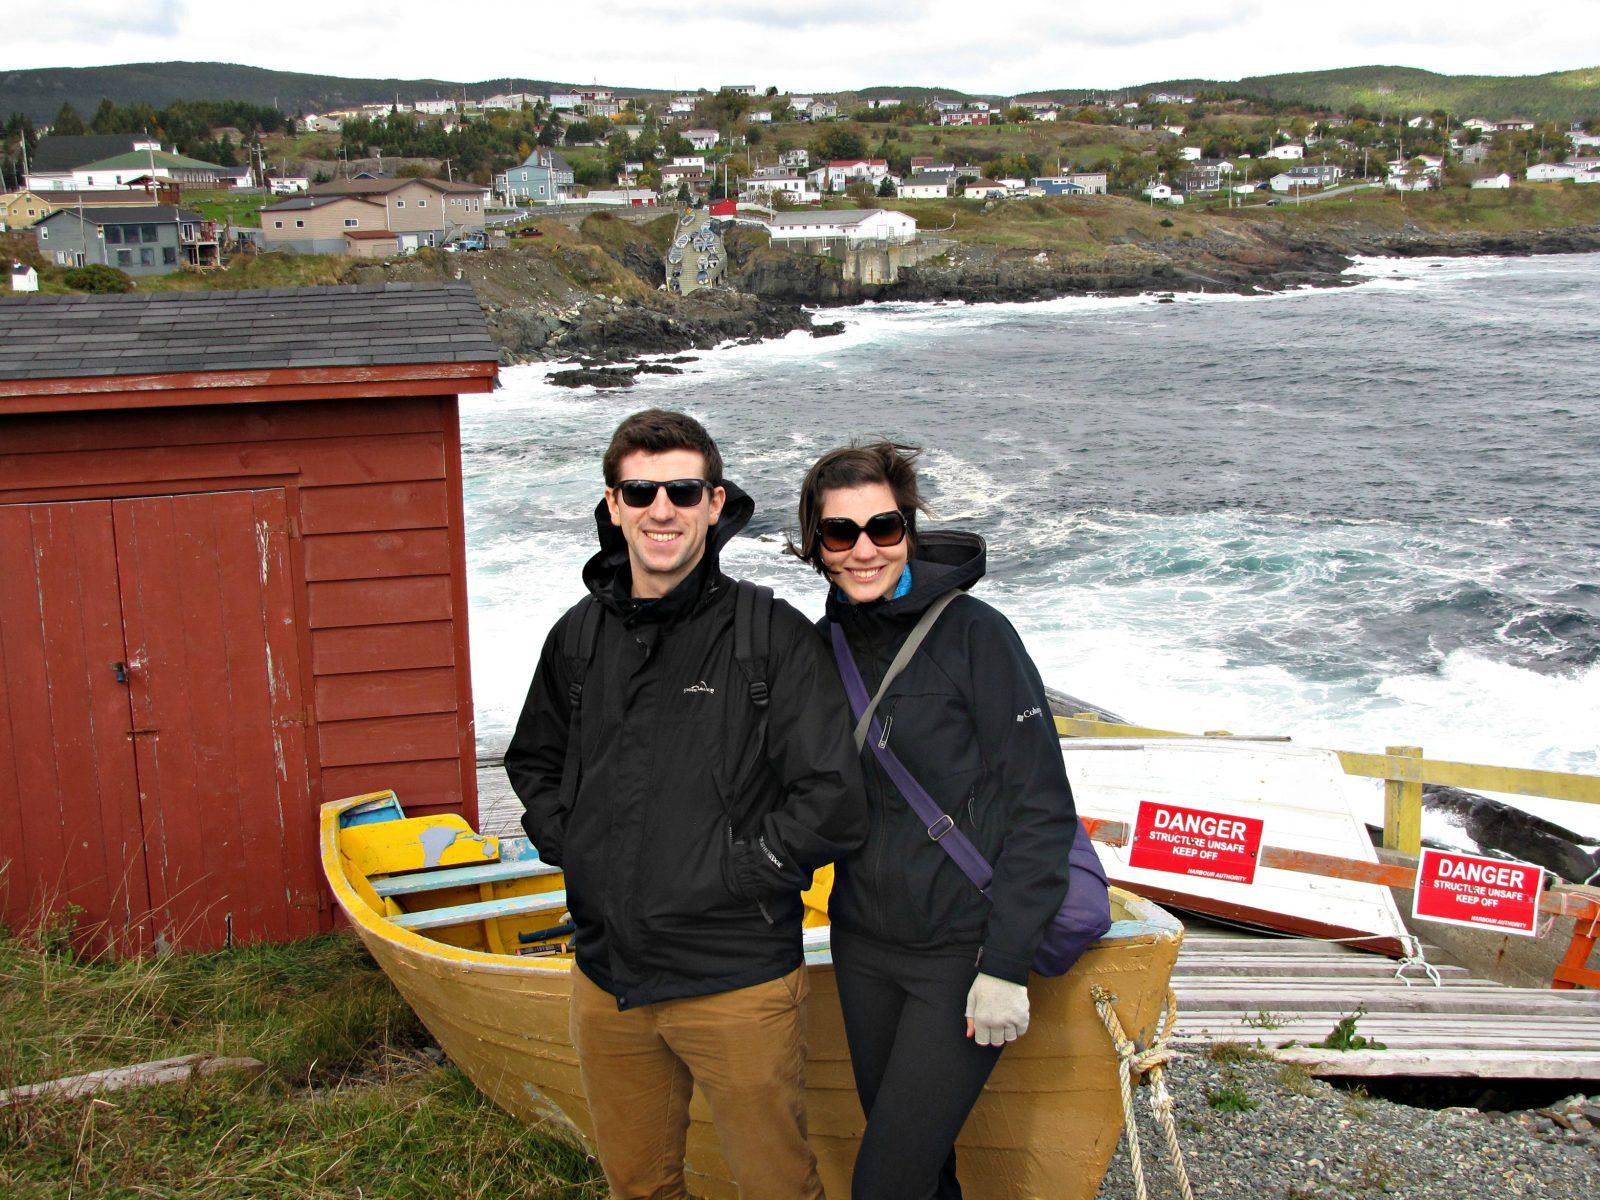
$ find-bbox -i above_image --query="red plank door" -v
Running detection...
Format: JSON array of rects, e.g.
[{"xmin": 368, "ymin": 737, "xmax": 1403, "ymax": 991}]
[
  {"xmin": 0, "ymin": 501, "xmax": 152, "ymax": 955},
  {"xmin": 114, "ymin": 489, "xmax": 319, "ymax": 952}
]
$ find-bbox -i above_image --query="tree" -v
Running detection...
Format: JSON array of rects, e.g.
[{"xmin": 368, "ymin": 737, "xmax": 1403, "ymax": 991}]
[
  {"xmin": 52, "ymin": 102, "xmax": 86, "ymax": 136},
  {"xmin": 811, "ymin": 127, "xmax": 866, "ymax": 162},
  {"xmin": 877, "ymin": 176, "xmax": 896, "ymax": 198}
]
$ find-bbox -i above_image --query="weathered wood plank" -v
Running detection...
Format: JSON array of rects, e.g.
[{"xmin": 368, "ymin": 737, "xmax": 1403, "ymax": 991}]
[
  {"xmin": 0, "ymin": 1055, "xmax": 267, "ymax": 1107},
  {"xmin": 372, "ymin": 857, "xmax": 560, "ymax": 897},
  {"xmin": 391, "ymin": 888, "xmax": 568, "ymax": 931}
]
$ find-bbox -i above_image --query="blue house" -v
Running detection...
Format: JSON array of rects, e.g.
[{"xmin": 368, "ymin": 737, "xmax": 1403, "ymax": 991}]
[{"xmin": 497, "ymin": 150, "xmax": 575, "ymax": 205}]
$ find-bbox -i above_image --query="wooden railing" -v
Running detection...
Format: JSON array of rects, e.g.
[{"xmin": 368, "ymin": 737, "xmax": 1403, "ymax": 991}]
[{"xmin": 1057, "ymin": 713, "xmax": 1600, "ymax": 989}]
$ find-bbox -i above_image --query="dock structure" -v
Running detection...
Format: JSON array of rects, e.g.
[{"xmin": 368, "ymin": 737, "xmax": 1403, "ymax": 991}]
[
  {"xmin": 1172, "ymin": 923, "xmax": 1600, "ymax": 1081},
  {"xmin": 477, "ymin": 761, "xmax": 1600, "ymax": 1082}
]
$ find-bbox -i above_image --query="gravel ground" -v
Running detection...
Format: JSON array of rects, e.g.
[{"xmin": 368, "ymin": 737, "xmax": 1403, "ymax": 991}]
[{"xmin": 1094, "ymin": 1051, "xmax": 1600, "ymax": 1199}]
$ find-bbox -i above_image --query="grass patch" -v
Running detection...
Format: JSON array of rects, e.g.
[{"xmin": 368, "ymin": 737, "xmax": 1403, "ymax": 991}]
[
  {"xmin": 1206, "ymin": 1079, "xmax": 1259, "ymax": 1114},
  {"xmin": 0, "ymin": 925, "xmax": 601, "ymax": 1198},
  {"xmin": 1203, "ymin": 1041, "xmax": 1272, "ymax": 1065},
  {"xmin": 1276, "ymin": 1063, "xmax": 1318, "ymax": 1096},
  {"xmin": 177, "ymin": 188, "xmax": 274, "ymax": 229},
  {"xmin": 135, "ymin": 251, "xmax": 359, "ymax": 293}
]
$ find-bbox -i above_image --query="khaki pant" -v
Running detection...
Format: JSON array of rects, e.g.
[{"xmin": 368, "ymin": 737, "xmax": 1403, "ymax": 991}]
[{"xmin": 569, "ymin": 965, "xmax": 821, "ymax": 1200}]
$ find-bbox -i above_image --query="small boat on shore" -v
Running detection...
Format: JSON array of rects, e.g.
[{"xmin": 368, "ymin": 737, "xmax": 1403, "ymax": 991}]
[
  {"xmin": 321, "ymin": 790, "xmax": 1184, "ymax": 1200},
  {"xmin": 1062, "ymin": 737, "xmax": 1412, "ymax": 953}
]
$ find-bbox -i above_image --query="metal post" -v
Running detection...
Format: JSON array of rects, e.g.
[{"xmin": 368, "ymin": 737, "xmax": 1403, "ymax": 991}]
[{"xmin": 1382, "ymin": 745, "xmax": 1424, "ymax": 855}]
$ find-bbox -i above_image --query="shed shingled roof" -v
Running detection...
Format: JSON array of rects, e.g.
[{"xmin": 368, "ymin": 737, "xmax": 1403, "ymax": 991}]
[{"xmin": 0, "ymin": 282, "xmax": 499, "ymax": 382}]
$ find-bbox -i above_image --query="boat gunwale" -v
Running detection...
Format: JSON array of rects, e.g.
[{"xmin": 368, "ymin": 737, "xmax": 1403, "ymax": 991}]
[{"xmin": 320, "ymin": 795, "xmax": 1182, "ymax": 978}]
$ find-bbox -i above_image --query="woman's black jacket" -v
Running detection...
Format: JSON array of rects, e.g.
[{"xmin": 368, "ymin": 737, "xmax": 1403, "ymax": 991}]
[{"xmin": 822, "ymin": 530, "xmax": 1076, "ymax": 985}]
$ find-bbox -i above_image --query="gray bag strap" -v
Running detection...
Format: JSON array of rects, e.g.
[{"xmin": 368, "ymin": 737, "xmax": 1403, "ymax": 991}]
[{"xmin": 852, "ymin": 590, "xmax": 961, "ymax": 751}]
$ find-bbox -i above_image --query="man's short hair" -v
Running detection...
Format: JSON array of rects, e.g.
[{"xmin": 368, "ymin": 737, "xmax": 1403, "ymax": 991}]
[{"xmin": 602, "ymin": 409, "xmax": 724, "ymax": 487}]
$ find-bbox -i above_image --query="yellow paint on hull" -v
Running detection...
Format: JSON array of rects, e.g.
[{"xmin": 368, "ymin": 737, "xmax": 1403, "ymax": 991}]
[{"xmin": 321, "ymin": 794, "xmax": 1183, "ymax": 1200}]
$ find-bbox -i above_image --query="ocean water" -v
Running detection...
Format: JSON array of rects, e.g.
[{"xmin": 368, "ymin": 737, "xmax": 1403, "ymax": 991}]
[{"xmin": 461, "ymin": 253, "xmax": 1600, "ymax": 842}]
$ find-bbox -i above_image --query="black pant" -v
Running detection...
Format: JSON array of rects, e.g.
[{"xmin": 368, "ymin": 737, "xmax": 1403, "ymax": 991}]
[{"xmin": 831, "ymin": 927, "xmax": 1004, "ymax": 1200}]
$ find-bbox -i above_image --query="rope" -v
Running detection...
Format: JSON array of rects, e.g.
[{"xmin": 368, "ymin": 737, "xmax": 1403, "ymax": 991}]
[
  {"xmin": 1326, "ymin": 932, "xmax": 1442, "ymax": 988},
  {"xmin": 1092, "ymin": 984, "xmax": 1195, "ymax": 1200}
]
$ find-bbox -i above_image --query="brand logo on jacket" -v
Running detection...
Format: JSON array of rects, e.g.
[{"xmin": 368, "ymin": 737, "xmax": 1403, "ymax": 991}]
[
  {"xmin": 1016, "ymin": 706, "xmax": 1043, "ymax": 722},
  {"xmin": 683, "ymin": 680, "xmax": 716, "ymax": 694}
]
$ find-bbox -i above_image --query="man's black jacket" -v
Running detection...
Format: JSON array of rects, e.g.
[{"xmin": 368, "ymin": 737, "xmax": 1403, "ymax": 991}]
[
  {"xmin": 506, "ymin": 481, "xmax": 867, "ymax": 1009},
  {"xmin": 822, "ymin": 531, "xmax": 1077, "ymax": 985}
]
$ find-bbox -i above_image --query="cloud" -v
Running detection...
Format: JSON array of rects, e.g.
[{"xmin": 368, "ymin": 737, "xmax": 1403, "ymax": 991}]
[
  {"xmin": 3, "ymin": 0, "xmax": 1597, "ymax": 91},
  {"xmin": 13, "ymin": 0, "xmax": 185, "ymax": 43}
]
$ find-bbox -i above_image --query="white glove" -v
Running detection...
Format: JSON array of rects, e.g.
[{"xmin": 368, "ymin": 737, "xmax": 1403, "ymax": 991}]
[{"xmin": 965, "ymin": 972, "xmax": 1030, "ymax": 1046}]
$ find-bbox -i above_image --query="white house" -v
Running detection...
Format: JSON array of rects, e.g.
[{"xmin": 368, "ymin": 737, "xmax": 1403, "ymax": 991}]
[
  {"xmin": 672, "ymin": 155, "xmax": 708, "ymax": 170},
  {"xmin": 788, "ymin": 96, "xmax": 815, "ymax": 112},
  {"xmin": 749, "ymin": 111, "xmax": 773, "ymax": 123},
  {"xmin": 485, "ymin": 92, "xmax": 540, "ymax": 110},
  {"xmin": 685, "ymin": 129, "xmax": 721, "ymax": 150},
  {"xmin": 1526, "ymin": 162, "xmax": 1580, "ymax": 182},
  {"xmin": 819, "ymin": 159, "xmax": 890, "ymax": 191},
  {"xmin": 866, "ymin": 97, "xmax": 903, "ymax": 109},
  {"xmin": 10, "ymin": 262, "xmax": 38, "ymax": 292},
  {"xmin": 1179, "ymin": 146, "xmax": 1203, "ymax": 161},
  {"xmin": 766, "ymin": 208, "xmax": 917, "ymax": 244},
  {"xmin": 547, "ymin": 93, "xmax": 582, "ymax": 110},
  {"xmin": 1385, "ymin": 156, "xmax": 1442, "ymax": 190},
  {"xmin": 415, "ymin": 99, "xmax": 458, "ymax": 116},
  {"xmin": 1471, "ymin": 173, "xmax": 1512, "ymax": 189},
  {"xmin": 301, "ymin": 114, "xmax": 342, "ymax": 133},
  {"xmin": 1263, "ymin": 144, "xmax": 1305, "ymax": 161},
  {"xmin": 1142, "ymin": 182, "xmax": 1181, "ymax": 203},
  {"xmin": 740, "ymin": 173, "xmax": 819, "ymax": 204},
  {"xmin": 268, "ymin": 176, "xmax": 311, "ymax": 194},
  {"xmin": 1270, "ymin": 164, "xmax": 1343, "ymax": 193},
  {"xmin": 779, "ymin": 149, "xmax": 810, "ymax": 170},
  {"xmin": 583, "ymin": 188, "xmax": 659, "ymax": 207},
  {"xmin": 808, "ymin": 100, "xmax": 839, "ymax": 121},
  {"xmin": 668, "ymin": 96, "xmax": 696, "ymax": 116},
  {"xmin": 899, "ymin": 171, "xmax": 953, "ymax": 199},
  {"xmin": 723, "ymin": 85, "xmax": 761, "ymax": 96},
  {"xmin": 963, "ymin": 179, "xmax": 1007, "ymax": 199}
]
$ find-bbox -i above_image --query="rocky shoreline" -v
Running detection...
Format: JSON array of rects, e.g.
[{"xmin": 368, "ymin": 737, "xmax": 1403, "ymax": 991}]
[{"xmin": 458, "ymin": 218, "xmax": 1600, "ymax": 370}]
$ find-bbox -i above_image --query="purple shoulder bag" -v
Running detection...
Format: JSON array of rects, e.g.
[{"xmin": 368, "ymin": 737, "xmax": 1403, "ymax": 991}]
[{"xmin": 830, "ymin": 605, "xmax": 1111, "ymax": 977}]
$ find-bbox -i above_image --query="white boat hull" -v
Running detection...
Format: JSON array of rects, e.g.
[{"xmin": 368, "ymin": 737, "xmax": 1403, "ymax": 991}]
[{"xmin": 1063, "ymin": 738, "xmax": 1409, "ymax": 952}]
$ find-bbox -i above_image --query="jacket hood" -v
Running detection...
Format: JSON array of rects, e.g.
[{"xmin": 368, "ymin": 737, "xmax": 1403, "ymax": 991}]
[
  {"xmin": 826, "ymin": 528, "xmax": 987, "ymax": 624},
  {"xmin": 582, "ymin": 477, "xmax": 755, "ymax": 601}
]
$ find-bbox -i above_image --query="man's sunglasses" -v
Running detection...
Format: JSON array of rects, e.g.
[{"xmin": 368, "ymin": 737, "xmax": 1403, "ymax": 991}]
[
  {"xmin": 615, "ymin": 478, "xmax": 712, "ymax": 508},
  {"xmin": 818, "ymin": 511, "xmax": 908, "ymax": 553}
]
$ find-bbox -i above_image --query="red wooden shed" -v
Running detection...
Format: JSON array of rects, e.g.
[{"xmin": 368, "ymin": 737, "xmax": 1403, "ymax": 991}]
[{"xmin": 0, "ymin": 282, "xmax": 499, "ymax": 954}]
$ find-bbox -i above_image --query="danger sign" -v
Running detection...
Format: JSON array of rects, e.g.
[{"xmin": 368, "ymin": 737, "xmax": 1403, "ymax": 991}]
[
  {"xmin": 1129, "ymin": 800, "xmax": 1264, "ymax": 885},
  {"xmin": 1412, "ymin": 849, "xmax": 1543, "ymax": 937}
]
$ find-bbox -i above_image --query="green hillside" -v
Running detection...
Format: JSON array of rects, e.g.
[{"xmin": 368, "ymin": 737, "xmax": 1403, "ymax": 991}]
[
  {"xmin": 0, "ymin": 61, "xmax": 646, "ymax": 123},
  {"xmin": 1138, "ymin": 65, "xmax": 1600, "ymax": 123}
]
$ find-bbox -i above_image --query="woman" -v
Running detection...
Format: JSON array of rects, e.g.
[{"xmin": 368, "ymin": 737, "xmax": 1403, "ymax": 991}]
[{"xmin": 793, "ymin": 442, "xmax": 1093, "ymax": 1200}]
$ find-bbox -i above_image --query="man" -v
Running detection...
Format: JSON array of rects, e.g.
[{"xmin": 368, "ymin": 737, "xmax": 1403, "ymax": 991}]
[{"xmin": 506, "ymin": 409, "xmax": 866, "ymax": 1200}]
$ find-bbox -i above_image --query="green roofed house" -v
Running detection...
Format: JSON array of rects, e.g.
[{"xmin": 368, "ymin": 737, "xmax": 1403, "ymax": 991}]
[{"xmin": 28, "ymin": 139, "xmax": 248, "ymax": 193}]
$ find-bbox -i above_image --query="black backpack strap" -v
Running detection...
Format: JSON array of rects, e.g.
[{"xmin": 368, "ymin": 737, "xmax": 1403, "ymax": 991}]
[
  {"xmin": 562, "ymin": 595, "xmax": 602, "ymax": 709},
  {"xmin": 555, "ymin": 597, "xmax": 602, "ymax": 836},
  {"xmin": 733, "ymin": 580, "xmax": 773, "ymax": 710}
]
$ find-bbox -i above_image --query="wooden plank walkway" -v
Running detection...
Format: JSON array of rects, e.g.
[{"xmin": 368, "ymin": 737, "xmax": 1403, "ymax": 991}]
[
  {"xmin": 1170, "ymin": 925, "xmax": 1600, "ymax": 1079},
  {"xmin": 476, "ymin": 764, "xmax": 1600, "ymax": 1080}
]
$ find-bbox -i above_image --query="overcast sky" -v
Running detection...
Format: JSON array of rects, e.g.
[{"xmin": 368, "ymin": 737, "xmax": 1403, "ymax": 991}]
[{"xmin": 8, "ymin": 0, "xmax": 1600, "ymax": 93}]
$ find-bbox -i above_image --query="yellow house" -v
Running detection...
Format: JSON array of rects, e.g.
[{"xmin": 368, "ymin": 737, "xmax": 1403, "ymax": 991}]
[{"xmin": 0, "ymin": 191, "xmax": 59, "ymax": 230}]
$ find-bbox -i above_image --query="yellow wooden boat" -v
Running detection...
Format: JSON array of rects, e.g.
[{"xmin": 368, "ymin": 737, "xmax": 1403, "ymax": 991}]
[{"xmin": 321, "ymin": 790, "xmax": 1184, "ymax": 1200}]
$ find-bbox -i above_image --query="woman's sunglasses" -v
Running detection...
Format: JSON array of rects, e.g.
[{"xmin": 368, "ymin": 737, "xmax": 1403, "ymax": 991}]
[
  {"xmin": 818, "ymin": 511, "xmax": 908, "ymax": 553},
  {"xmin": 615, "ymin": 478, "xmax": 711, "ymax": 508}
]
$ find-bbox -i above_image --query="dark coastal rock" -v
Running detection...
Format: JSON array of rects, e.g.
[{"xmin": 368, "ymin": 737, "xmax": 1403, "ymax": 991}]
[
  {"xmin": 634, "ymin": 363, "xmax": 684, "ymax": 375},
  {"xmin": 545, "ymin": 367, "xmax": 636, "ymax": 389},
  {"xmin": 1423, "ymin": 785, "xmax": 1600, "ymax": 884},
  {"xmin": 811, "ymin": 321, "xmax": 846, "ymax": 338}
]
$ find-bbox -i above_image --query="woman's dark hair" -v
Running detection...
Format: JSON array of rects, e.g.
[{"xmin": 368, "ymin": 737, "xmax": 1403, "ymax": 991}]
[
  {"xmin": 788, "ymin": 442, "xmax": 927, "ymax": 575},
  {"xmin": 602, "ymin": 408, "xmax": 724, "ymax": 486}
]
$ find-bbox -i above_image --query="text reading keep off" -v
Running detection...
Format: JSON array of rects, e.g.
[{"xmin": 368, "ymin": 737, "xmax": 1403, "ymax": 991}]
[{"xmin": 1129, "ymin": 800, "xmax": 1265, "ymax": 885}]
